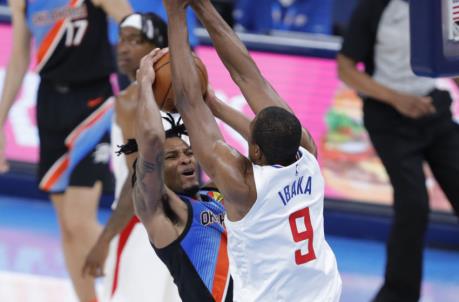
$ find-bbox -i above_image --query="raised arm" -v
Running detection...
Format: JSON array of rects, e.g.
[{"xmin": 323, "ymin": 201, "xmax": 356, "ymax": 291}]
[
  {"xmin": 191, "ymin": 0, "xmax": 282, "ymax": 111},
  {"xmin": 163, "ymin": 1, "xmax": 255, "ymax": 215},
  {"xmin": 0, "ymin": 0, "xmax": 32, "ymax": 173},
  {"xmin": 205, "ymin": 86, "xmax": 251, "ymax": 141},
  {"xmin": 190, "ymin": 0, "xmax": 316, "ymax": 156},
  {"xmin": 93, "ymin": 0, "xmax": 132, "ymax": 23},
  {"xmin": 133, "ymin": 49, "xmax": 187, "ymax": 248}
]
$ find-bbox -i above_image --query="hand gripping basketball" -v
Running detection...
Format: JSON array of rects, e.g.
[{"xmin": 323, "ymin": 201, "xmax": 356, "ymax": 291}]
[
  {"xmin": 136, "ymin": 48, "xmax": 168, "ymax": 85},
  {"xmin": 152, "ymin": 51, "xmax": 208, "ymax": 112}
]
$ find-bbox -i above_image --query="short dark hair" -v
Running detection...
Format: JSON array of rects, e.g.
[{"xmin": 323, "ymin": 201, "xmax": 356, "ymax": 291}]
[{"xmin": 252, "ymin": 107, "xmax": 302, "ymax": 166}]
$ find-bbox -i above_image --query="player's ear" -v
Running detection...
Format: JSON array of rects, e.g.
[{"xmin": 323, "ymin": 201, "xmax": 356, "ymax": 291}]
[{"xmin": 253, "ymin": 144, "xmax": 264, "ymax": 163}]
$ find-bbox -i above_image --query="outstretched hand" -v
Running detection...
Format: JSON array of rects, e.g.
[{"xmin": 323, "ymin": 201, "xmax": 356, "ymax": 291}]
[
  {"xmin": 82, "ymin": 239, "xmax": 110, "ymax": 278},
  {"xmin": 136, "ymin": 48, "xmax": 169, "ymax": 85}
]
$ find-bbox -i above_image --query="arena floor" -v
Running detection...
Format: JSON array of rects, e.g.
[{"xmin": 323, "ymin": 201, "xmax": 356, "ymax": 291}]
[{"xmin": 0, "ymin": 195, "xmax": 458, "ymax": 302}]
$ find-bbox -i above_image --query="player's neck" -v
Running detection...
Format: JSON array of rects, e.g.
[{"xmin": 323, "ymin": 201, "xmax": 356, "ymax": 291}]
[
  {"xmin": 179, "ymin": 186, "xmax": 201, "ymax": 200},
  {"xmin": 267, "ymin": 156, "xmax": 297, "ymax": 167}
]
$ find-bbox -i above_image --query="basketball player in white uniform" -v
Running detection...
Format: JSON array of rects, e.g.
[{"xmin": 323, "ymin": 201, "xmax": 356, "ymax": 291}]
[{"xmin": 162, "ymin": 0, "xmax": 342, "ymax": 301}]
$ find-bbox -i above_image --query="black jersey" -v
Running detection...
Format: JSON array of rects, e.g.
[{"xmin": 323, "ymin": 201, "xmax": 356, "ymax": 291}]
[
  {"xmin": 26, "ymin": 0, "xmax": 115, "ymax": 84},
  {"xmin": 153, "ymin": 190, "xmax": 233, "ymax": 302}
]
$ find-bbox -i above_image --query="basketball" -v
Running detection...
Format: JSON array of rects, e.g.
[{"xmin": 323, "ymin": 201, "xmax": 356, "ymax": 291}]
[{"xmin": 152, "ymin": 52, "xmax": 208, "ymax": 112}]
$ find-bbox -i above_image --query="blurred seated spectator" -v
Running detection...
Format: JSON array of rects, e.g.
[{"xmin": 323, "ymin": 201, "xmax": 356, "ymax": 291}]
[{"xmin": 234, "ymin": 0, "xmax": 332, "ymax": 35}]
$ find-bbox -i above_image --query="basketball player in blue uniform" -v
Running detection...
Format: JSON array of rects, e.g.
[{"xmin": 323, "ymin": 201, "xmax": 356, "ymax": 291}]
[
  {"xmin": 132, "ymin": 48, "xmax": 233, "ymax": 302},
  {"xmin": 0, "ymin": 0, "xmax": 131, "ymax": 301}
]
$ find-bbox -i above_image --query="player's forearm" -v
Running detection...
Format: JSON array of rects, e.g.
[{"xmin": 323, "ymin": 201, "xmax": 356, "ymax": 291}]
[
  {"xmin": 3, "ymin": 0, "xmax": 32, "ymax": 126},
  {"xmin": 166, "ymin": 8, "xmax": 203, "ymax": 110},
  {"xmin": 210, "ymin": 97, "xmax": 251, "ymax": 141},
  {"xmin": 133, "ymin": 154, "xmax": 167, "ymax": 222},
  {"xmin": 0, "ymin": 55, "xmax": 29, "ymax": 125},
  {"xmin": 337, "ymin": 54, "xmax": 398, "ymax": 106},
  {"xmin": 99, "ymin": 178, "xmax": 135, "ymax": 242},
  {"xmin": 166, "ymin": 7, "xmax": 223, "ymax": 180},
  {"xmin": 191, "ymin": 1, "xmax": 288, "ymax": 116},
  {"xmin": 191, "ymin": 1, "xmax": 261, "ymax": 87},
  {"xmin": 135, "ymin": 79, "xmax": 165, "ymax": 160}
]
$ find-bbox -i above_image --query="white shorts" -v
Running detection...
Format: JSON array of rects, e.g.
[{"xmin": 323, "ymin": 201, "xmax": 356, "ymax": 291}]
[{"xmin": 102, "ymin": 217, "xmax": 181, "ymax": 302}]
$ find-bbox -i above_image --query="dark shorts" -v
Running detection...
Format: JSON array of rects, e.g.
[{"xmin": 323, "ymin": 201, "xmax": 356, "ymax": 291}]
[{"xmin": 36, "ymin": 78, "xmax": 115, "ymax": 194}]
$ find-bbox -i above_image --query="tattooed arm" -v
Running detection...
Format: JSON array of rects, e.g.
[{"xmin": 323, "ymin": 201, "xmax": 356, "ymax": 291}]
[{"xmin": 133, "ymin": 49, "xmax": 188, "ymax": 248}]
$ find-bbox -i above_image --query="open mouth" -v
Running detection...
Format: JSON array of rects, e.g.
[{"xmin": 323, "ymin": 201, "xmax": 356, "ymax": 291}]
[{"xmin": 182, "ymin": 169, "xmax": 195, "ymax": 177}]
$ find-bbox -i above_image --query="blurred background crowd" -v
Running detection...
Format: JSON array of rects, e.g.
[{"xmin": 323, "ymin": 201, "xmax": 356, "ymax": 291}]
[{"xmin": 0, "ymin": 0, "xmax": 358, "ymax": 37}]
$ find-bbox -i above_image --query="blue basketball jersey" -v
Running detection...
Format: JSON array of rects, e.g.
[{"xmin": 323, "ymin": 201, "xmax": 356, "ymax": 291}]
[
  {"xmin": 154, "ymin": 189, "xmax": 232, "ymax": 302},
  {"xmin": 25, "ymin": 0, "xmax": 114, "ymax": 83}
]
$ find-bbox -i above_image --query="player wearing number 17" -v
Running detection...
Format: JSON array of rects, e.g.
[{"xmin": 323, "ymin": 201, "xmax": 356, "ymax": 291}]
[
  {"xmin": 0, "ymin": 0, "xmax": 131, "ymax": 301},
  {"xmin": 163, "ymin": 0, "xmax": 342, "ymax": 301}
]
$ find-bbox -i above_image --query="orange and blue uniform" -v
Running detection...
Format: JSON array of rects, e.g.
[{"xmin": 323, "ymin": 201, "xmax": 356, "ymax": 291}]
[
  {"xmin": 154, "ymin": 189, "xmax": 233, "ymax": 302},
  {"xmin": 25, "ymin": 0, "xmax": 114, "ymax": 193}
]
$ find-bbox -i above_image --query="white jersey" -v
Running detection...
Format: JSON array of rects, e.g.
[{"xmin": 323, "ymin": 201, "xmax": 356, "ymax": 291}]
[{"xmin": 225, "ymin": 147, "xmax": 341, "ymax": 302}]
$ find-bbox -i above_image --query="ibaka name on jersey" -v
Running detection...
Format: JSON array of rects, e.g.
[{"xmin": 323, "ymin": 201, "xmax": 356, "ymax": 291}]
[
  {"xmin": 278, "ymin": 175, "xmax": 312, "ymax": 206},
  {"xmin": 32, "ymin": 5, "xmax": 88, "ymax": 26}
]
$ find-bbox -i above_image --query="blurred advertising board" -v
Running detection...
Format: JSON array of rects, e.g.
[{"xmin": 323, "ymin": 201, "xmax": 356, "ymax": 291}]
[{"xmin": 1, "ymin": 23, "xmax": 457, "ymax": 212}]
